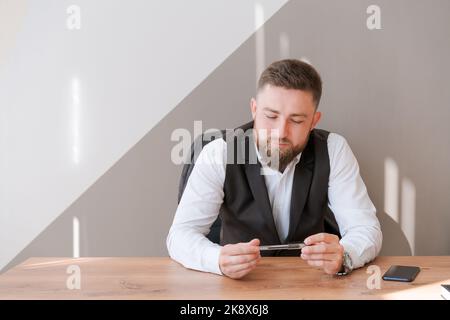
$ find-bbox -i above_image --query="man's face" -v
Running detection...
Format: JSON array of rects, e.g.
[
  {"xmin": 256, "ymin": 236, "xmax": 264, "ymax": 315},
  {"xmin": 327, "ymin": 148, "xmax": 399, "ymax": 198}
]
[{"xmin": 250, "ymin": 84, "xmax": 322, "ymax": 170}]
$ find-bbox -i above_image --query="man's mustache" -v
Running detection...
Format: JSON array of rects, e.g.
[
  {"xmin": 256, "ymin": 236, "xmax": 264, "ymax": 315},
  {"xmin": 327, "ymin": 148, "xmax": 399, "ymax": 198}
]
[{"xmin": 266, "ymin": 138, "xmax": 293, "ymax": 146}]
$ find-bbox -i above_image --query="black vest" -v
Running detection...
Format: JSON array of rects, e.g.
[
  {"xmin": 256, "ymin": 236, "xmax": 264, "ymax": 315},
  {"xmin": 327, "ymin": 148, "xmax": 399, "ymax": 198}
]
[{"xmin": 220, "ymin": 121, "xmax": 340, "ymax": 256}]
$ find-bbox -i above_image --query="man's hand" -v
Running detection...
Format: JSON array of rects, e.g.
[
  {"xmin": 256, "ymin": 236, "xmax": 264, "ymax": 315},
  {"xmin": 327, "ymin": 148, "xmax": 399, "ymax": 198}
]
[
  {"xmin": 219, "ymin": 238, "xmax": 261, "ymax": 279},
  {"xmin": 300, "ymin": 233, "xmax": 344, "ymax": 275}
]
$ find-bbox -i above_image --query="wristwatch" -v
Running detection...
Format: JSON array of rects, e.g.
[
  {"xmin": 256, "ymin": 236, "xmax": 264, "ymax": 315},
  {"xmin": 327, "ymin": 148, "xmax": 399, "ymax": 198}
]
[{"xmin": 336, "ymin": 251, "xmax": 353, "ymax": 276}]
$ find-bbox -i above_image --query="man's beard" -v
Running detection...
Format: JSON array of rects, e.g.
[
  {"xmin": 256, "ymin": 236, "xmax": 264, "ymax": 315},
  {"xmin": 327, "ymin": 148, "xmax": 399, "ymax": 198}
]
[{"xmin": 257, "ymin": 134, "xmax": 307, "ymax": 172}]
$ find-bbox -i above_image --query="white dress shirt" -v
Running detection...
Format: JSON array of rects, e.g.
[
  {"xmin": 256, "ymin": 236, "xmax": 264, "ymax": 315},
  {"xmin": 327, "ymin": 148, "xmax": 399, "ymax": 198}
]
[{"xmin": 166, "ymin": 132, "xmax": 382, "ymax": 275}]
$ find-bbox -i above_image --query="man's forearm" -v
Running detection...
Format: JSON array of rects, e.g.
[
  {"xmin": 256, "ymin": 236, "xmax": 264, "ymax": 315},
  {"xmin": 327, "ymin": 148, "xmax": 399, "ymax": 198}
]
[{"xmin": 167, "ymin": 225, "xmax": 223, "ymax": 275}]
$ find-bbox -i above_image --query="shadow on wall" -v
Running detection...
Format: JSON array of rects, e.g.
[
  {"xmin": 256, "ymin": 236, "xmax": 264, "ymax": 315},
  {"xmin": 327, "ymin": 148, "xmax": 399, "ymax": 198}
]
[
  {"xmin": 378, "ymin": 157, "xmax": 415, "ymax": 256},
  {"xmin": 378, "ymin": 211, "xmax": 412, "ymax": 256}
]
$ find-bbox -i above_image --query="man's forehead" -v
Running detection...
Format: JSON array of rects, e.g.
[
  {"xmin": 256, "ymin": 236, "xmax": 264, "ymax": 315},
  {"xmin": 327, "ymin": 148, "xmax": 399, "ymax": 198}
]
[{"xmin": 256, "ymin": 85, "xmax": 315, "ymax": 111}]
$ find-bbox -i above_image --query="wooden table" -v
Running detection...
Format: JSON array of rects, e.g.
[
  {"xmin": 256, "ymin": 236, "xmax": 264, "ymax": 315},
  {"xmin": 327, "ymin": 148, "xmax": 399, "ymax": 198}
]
[{"xmin": 0, "ymin": 257, "xmax": 449, "ymax": 299}]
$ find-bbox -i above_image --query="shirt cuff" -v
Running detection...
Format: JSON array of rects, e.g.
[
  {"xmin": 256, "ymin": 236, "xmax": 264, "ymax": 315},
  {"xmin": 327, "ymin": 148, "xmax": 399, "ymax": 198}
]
[
  {"xmin": 339, "ymin": 239, "xmax": 362, "ymax": 270},
  {"xmin": 202, "ymin": 244, "xmax": 223, "ymax": 275}
]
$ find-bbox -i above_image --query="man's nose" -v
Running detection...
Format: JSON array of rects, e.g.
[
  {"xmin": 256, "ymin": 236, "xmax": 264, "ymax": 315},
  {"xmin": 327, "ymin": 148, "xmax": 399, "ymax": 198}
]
[{"xmin": 276, "ymin": 120, "xmax": 289, "ymax": 139}]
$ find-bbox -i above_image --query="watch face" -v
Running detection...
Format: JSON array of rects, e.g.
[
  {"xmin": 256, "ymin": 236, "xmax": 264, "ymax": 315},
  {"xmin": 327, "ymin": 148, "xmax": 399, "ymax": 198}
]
[
  {"xmin": 336, "ymin": 252, "xmax": 352, "ymax": 276},
  {"xmin": 344, "ymin": 252, "xmax": 353, "ymax": 270}
]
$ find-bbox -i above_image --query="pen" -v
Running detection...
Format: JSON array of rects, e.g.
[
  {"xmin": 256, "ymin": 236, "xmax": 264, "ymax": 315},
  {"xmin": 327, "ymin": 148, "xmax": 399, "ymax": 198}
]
[{"xmin": 259, "ymin": 242, "xmax": 306, "ymax": 251}]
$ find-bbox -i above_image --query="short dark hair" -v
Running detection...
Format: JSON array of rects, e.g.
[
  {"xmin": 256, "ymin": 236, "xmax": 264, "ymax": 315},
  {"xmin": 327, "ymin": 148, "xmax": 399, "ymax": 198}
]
[{"xmin": 257, "ymin": 59, "xmax": 322, "ymax": 108}]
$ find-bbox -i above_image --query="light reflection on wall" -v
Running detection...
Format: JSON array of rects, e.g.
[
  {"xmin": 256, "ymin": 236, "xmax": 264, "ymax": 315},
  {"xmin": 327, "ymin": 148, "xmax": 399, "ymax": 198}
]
[
  {"xmin": 71, "ymin": 77, "xmax": 80, "ymax": 165},
  {"xmin": 279, "ymin": 32, "xmax": 290, "ymax": 59},
  {"xmin": 255, "ymin": 2, "xmax": 265, "ymax": 82},
  {"xmin": 384, "ymin": 157, "xmax": 399, "ymax": 223},
  {"xmin": 73, "ymin": 216, "xmax": 80, "ymax": 258},
  {"xmin": 384, "ymin": 157, "xmax": 417, "ymax": 255},
  {"xmin": 401, "ymin": 178, "xmax": 416, "ymax": 255}
]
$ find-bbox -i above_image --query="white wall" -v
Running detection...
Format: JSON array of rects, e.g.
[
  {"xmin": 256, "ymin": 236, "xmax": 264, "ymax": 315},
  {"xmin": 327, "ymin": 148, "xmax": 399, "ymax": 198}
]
[{"xmin": 0, "ymin": 0, "xmax": 289, "ymax": 270}]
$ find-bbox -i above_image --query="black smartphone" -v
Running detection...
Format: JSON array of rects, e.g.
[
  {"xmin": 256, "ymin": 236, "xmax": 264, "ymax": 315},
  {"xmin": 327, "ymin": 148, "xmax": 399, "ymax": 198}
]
[{"xmin": 382, "ymin": 265, "xmax": 421, "ymax": 282}]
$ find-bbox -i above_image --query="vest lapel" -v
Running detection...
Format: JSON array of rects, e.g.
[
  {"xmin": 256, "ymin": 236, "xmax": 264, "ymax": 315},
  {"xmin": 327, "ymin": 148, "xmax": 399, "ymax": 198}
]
[
  {"xmin": 243, "ymin": 133, "xmax": 281, "ymax": 244},
  {"xmin": 286, "ymin": 135, "xmax": 315, "ymax": 241}
]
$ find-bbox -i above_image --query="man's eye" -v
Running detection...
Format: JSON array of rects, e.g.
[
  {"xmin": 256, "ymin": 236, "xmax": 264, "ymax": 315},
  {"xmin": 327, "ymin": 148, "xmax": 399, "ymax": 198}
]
[
  {"xmin": 265, "ymin": 114, "xmax": 277, "ymax": 119},
  {"xmin": 292, "ymin": 120, "xmax": 304, "ymax": 124}
]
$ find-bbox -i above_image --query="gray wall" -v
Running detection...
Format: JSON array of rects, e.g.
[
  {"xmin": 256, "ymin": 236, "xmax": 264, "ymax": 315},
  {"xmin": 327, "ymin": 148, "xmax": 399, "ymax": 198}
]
[{"xmin": 2, "ymin": 0, "xmax": 450, "ymax": 272}]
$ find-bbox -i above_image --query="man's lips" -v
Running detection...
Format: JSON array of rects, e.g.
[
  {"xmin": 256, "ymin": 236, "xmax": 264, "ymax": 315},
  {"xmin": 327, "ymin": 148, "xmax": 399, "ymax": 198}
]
[{"xmin": 267, "ymin": 139, "xmax": 291, "ymax": 147}]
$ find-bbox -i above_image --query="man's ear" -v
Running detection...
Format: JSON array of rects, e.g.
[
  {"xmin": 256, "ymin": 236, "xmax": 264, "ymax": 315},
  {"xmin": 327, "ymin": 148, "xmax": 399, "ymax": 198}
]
[
  {"xmin": 250, "ymin": 98, "xmax": 257, "ymax": 120},
  {"xmin": 311, "ymin": 111, "xmax": 322, "ymax": 131}
]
